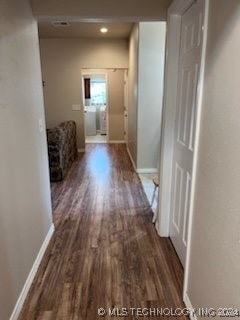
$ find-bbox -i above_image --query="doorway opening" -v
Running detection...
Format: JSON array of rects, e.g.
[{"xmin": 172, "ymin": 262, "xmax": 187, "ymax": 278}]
[
  {"xmin": 82, "ymin": 71, "xmax": 108, "ymax": 143},
  {"xmin": 157, "ymin": 0, "xmax": 209, "ymax": 306}
]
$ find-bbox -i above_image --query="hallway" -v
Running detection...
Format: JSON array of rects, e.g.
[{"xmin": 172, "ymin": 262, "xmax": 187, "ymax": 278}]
[{"xmin": 20, "ymin": 144, "xmax": 185, "ymax": 319}]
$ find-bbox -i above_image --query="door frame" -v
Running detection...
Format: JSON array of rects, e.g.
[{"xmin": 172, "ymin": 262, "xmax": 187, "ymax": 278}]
[
  {"xmin": 123, "ymin": 69, "xmax": 129, "ymax": 143},
  {"xmin": 155, "ymin": 0, "xmax": 209, "ymax": 304},
  {"xmin": 81, "ymin": 69, "xmax": 109, "ymax": 143}
]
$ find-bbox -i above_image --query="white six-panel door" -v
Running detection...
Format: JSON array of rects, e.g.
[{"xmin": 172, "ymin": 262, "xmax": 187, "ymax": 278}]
[{"xmin": 170, "ymin": 0, "xmax": 203, "ymax": 266}]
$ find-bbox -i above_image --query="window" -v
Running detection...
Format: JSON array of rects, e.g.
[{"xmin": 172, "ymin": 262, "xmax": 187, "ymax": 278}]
[{"xmin": 90, "ymin": 79, "xmax": 106, "ymax": 105}]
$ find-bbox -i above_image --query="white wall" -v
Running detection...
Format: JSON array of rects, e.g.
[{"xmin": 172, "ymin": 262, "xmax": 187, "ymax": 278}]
[
  {"xmin": 128, "ymin": 25, "xmax": 139, "ymax": 164},
  {"xmin": 127, "ymin": 23, "xmax": 166, "ymax": 171},
  {"xmin": 186, "ymin": 0, "xmax": 240, "ymax": 311},
  {"xmin": 137, "ymin": 22, "xmax": 166, "ymax": 171},
  {"xmin": 0, "ymin": 0, "xmax": 53, "ymax": 319},
  {"xmin": 40, "ymin": 38, "xmax": 128, "ymax": 148}
]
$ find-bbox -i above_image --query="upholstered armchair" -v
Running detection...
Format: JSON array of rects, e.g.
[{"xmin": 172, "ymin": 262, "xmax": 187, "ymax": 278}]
[{"xmin": 46, "ymin": 121, "xmax": 77, "ymax": 181}]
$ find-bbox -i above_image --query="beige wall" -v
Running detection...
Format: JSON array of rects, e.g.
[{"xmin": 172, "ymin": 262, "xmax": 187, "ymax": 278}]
[
  {"xmin": 127, "ymin": 25, "xmax": 139, "ymax": 165},
  {"xmin": 31, "ymin": 0, "xmax": 171, "ymax": 21},
  {"xmin": 186, "ymin": 0, "xmax": 240, "ymax": 310},
  {"xmin": 40, "ymin": 38, "xmax": 128, "ymax": 148},
  {"xmin": 137, "ymin": 22, "xmax": 166, "ymax": 170},
  {"xmin": 0, "ymin": 1, "xmax": 53, "ymax": 319}
]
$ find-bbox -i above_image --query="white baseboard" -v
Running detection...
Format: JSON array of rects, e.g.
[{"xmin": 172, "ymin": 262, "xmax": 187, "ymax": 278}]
[
  {"xmin": 184, "ymin": 292, "xmax": 197, "ymax": 320},
  {"xmin": 126, "ymin": 148, "xmax": 158, "ymax": 175},
  {"xmin": 127, "ymin": 147, "xmax": 136, "ymax": 171},
  {"xmin": 108, "ymin": 140, "xmax": 126, "ymax": 144},
  {"xmin": 136, "ymin": 168, "xmax": 158, "ymax": 174},
  {"xmin": 78, "ymin": 148, "xmax": 85, "ymax": 153},
  {"xmin": 10, "ymin": 224, "xmax": 55, "ymax": 320}
]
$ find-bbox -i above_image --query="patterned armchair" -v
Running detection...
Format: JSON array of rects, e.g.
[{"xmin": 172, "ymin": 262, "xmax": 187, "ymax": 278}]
[{"xmin": 46, "ymin": 121, "xmax": 78, "ymax": 181}]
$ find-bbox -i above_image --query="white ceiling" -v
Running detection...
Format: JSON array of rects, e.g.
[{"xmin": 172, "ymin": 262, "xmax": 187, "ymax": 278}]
[{"xmin": 38, "ymin": 22, "xmax": 134, "ymax": 39}]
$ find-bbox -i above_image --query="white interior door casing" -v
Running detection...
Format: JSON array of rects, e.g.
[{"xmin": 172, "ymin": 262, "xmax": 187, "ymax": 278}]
[
  {"xmin": 124, "ymin": 69, "xmax": 128, "ymax": 142},
  {"xmin": 81, "ymin": 70, "xmax": 109, "ymax": 141},
  {"xmin": 170, "ymin": 0, "xmax": 203, "ymax": 266}
]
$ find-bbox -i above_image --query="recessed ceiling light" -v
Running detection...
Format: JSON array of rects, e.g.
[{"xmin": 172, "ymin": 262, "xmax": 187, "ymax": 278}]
[{"xmin": 100, "ymin": 27, "xmax": 108, "ymax": 34}]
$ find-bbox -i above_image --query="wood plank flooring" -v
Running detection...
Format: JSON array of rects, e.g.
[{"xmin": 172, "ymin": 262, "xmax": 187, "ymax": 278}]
[{"xmin": 19, "ymin": 144, "xmax": 186, "ymax": 320}]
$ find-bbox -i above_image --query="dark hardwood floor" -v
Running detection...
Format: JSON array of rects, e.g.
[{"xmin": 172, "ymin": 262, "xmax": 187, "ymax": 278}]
[{"xmin": 19, "ymin": 143, "xmax": 186, "ymax": 320}]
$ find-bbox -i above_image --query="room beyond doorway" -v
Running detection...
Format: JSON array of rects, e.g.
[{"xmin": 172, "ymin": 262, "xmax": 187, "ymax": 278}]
[
  {"xmin": 82, "ymin": 68, "xmax": 126, "ymax": 145},
  {"xmin": 85, "ymin": 133, "xmax": 107, "ymax": 143},
  {"xmin": 82, "ymin": 71, "xmax": 108, "ymax": 143}
]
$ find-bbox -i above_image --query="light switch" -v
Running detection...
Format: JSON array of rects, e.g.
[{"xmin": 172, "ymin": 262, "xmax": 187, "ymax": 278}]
[
  {"xmin": 72, "ymin": 104, "xmax": 81, "ymax": 111},
  {"xmin": 38, "ymin": 118, "xmax": 44, "ymax": 133}
]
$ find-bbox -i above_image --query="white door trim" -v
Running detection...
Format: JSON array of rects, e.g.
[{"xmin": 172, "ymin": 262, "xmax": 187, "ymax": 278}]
[
  {"xmin": 183, "ymin": 0, "xmax": 209, "ymax": 302},
  {"xmin": 156, "ymin": 0, "xmax": 209, "ymax": 302},
  {"xmin": 81, "ymin": 69, "xmax": 109, "ymax": 143},
  {"xmin": 155, "ymin": 6, "xmax": 182, "ymax": 237},
  {"xmin": 123, "ymin": 69, "xmax": 129, "ymax": 143},
  {"xmin": 156, "ymin": 0, "xmax": 208, "ymax": 235}
]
